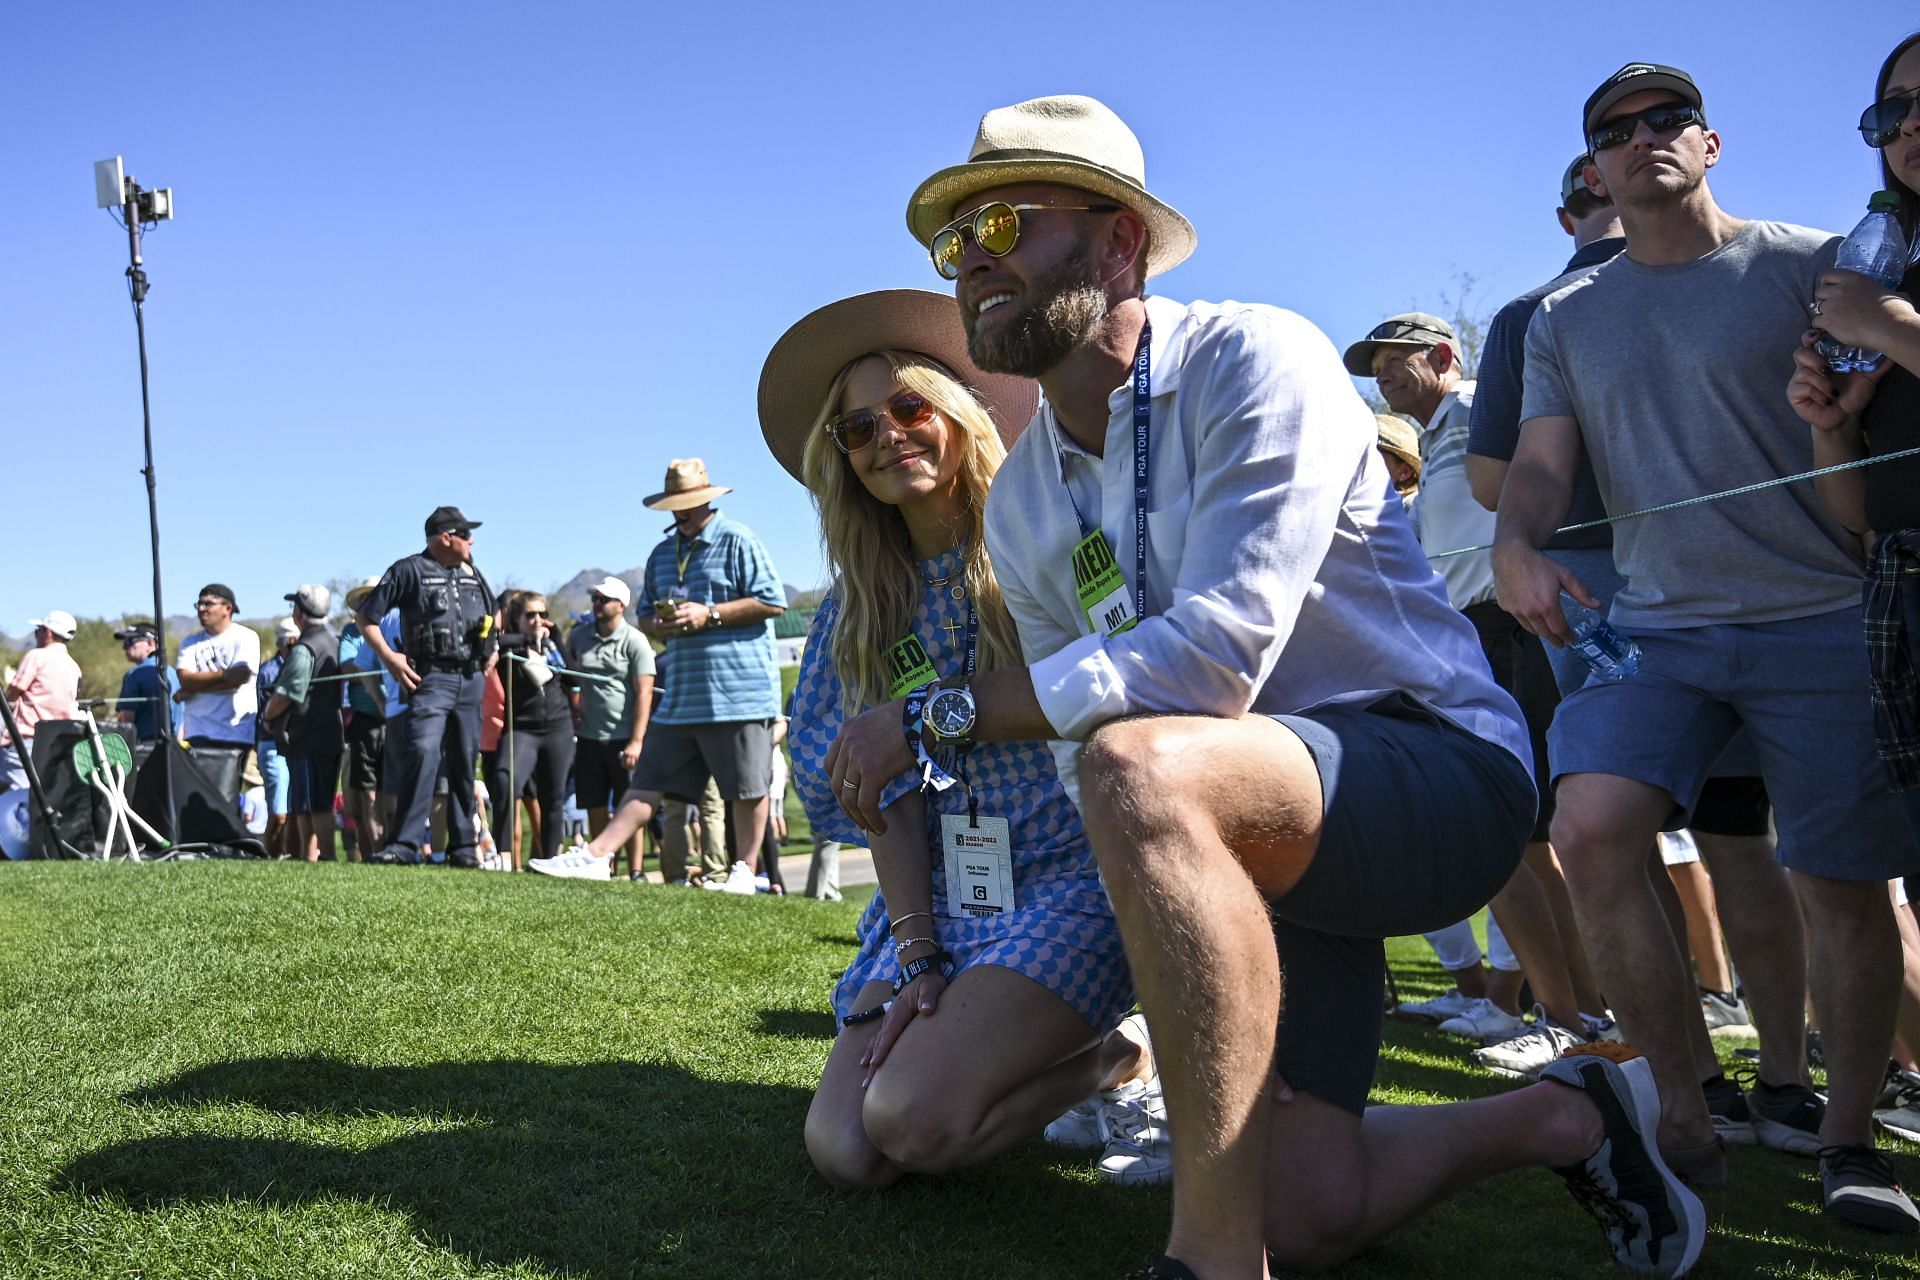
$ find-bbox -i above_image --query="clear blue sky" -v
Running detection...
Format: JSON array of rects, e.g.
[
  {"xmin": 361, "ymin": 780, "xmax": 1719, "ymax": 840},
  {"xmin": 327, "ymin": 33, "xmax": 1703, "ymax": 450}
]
[{"xmin": 4, "ymin": 3, "xmax": 1911, "ymax": 628}]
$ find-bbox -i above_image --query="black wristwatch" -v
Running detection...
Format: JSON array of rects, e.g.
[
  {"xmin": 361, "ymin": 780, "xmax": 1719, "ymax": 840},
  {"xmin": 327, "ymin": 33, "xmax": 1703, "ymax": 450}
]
[{"xmin": 923, "ymin": 683, "xmax": 977, "ymax": 751}]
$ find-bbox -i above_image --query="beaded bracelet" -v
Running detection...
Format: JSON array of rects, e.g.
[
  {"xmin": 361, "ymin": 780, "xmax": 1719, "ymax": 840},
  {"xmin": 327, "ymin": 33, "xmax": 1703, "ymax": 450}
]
[{"xmin": 893, "ymin": 936, "xmax": 937, "ymax": 955}]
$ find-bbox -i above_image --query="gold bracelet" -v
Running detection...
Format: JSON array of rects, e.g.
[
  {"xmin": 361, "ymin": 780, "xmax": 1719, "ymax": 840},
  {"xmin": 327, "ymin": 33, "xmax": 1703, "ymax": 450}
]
[{"xmin": 889, "ymin": 911, "xmax": 934, "ymax": 934}]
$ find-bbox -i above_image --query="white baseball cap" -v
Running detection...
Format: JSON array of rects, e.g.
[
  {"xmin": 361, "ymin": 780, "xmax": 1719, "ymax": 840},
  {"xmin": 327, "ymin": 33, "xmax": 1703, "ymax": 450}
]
[{"xmin": 30, "ymin": 610, "xmax": 77, "ymax": 640}]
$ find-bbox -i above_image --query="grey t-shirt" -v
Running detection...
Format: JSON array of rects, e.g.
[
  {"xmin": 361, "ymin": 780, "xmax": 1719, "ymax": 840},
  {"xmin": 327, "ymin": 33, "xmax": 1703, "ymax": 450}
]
[{"xmin": 1522, "ymin": 220, "xmax": 1861, "ymax": 630}]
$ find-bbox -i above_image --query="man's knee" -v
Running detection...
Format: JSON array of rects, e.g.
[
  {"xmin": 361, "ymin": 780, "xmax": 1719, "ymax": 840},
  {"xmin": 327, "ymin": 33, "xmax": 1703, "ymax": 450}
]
[
  {"xmin": 1264, "ymin": 1193, "xmax": 1367, "ymax": 1273},
  {"xmin": 1078, "ymin": 718, "xmax": 1211, "ymax": 839},
  {"xmin": 1792, "ymin": 869, "xmax": 1897, "ymax": 922}
]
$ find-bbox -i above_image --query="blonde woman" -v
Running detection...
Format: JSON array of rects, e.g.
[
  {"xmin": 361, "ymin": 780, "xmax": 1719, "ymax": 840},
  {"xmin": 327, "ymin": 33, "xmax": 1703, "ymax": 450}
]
[{"xmin": 761, "ymin": 290, "xmax": 1148, "ymax": 1189}]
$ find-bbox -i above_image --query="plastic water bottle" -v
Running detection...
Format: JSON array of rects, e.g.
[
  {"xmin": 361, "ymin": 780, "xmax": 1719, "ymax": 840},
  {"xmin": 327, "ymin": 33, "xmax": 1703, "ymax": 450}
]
[
  {"xmin": 1560, "ymin": 593, "xmax": 1639, "ymax": 681},
  {"xmin": 1816, "ymin": 191, "xmax": 1909, "ymax": 373}
]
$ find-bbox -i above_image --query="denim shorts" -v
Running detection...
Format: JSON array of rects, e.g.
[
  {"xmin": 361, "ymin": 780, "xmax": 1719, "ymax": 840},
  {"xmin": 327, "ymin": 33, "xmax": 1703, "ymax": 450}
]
[
  {"xmin": 1267, "ymin": 694, "xmax": 1536, "ymax": 1115},
  {"xmin": 1547, "ymin": 607, "xmax": 1918, "ymax": 882}
]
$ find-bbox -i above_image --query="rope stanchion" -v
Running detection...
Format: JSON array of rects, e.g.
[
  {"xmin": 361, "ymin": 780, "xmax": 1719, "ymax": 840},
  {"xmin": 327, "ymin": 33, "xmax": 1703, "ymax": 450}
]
[{"xmin": 1427, "ymin": 444, "xmax": 1920, "ymax": 561}]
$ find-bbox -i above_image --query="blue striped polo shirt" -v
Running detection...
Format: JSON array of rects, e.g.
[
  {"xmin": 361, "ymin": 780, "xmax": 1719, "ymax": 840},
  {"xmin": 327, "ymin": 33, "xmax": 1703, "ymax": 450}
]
[{"xmin": 641, "ymin": 510, "xmax": 784, "ymax": 723}]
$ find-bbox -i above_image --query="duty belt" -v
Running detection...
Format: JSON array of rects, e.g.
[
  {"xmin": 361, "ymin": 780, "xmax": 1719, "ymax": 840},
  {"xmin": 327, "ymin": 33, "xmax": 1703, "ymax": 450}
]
[{"xmin": 417, "ymin": 658, "xmax": 481, "ymax": 675}]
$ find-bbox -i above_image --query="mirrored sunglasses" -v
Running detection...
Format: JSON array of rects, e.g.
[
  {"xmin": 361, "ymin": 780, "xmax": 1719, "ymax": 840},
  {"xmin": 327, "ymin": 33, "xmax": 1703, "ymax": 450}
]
[
  {"xmin": 928, "ymin": 200, "xmax": 1121, "ymax": 279},
  {"xmin": 1588, "ymin": 103, "xmax": 1705, "ymax": 153},
  {"xmin": 827, "ymin": 390, "xmax": 936, "ymax": 454},
  {"xmin": 1861, "ymin": 87, "xmax": 1920, "ymax": 148}
]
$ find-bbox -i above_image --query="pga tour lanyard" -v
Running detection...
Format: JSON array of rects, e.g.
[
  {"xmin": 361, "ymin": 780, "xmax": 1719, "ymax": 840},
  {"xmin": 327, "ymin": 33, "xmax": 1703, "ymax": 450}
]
[{"xmin": 1060, "ymin": 322, "xmax": 1152, "ymax": 630}]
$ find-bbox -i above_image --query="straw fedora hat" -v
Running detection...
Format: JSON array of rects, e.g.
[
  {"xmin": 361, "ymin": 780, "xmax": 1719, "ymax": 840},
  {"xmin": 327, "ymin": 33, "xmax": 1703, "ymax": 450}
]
[
  {"xmin": 1374, "ymin": 414, "xmax": 1422, "ymax": 476},
  {"xmin": 644, "ymin": 459, "xmax": 733, "ymax": 511},
  {"xmin": 906, "ymin": 94, "xmax": 1196, "ymax": 281},
  {"xmin": 758, "ymin": 289, "xmax": 1041, "ymax": 485}
]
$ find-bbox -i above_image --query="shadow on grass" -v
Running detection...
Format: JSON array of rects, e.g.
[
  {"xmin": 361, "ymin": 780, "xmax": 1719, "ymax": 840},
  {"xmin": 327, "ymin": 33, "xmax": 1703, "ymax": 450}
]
[
  {"xmin": 756, "ymin": 1008, "xmax": 836, "ymax": 1040},
  {"xmin": 55, "ymin": 1055, "xmax": 1161, "ymax": 1279}
]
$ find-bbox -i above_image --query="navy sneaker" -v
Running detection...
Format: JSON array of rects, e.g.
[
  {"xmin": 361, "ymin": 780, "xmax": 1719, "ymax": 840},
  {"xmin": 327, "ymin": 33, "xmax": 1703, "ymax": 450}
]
[
  {"xmin": 368, "ymin": 844, "xmax": 422, "ymax": 866},
  {"xmin": 1540, "ymin": 1044, "xmax": 1706, "ymax": 1277}
]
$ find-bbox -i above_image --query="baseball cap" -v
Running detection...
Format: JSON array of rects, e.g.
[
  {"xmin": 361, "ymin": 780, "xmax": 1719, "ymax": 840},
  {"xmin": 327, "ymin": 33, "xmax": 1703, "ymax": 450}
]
[
  {"xmin": 1561, "ymin": 153, "xmax": 1595, "ymax": 205},
  {"xmin": 1583, "ymin": 62, "xmax": 1704, "ymax": 137},
  {"xmin": 199, "ymin": 583, "xmax": 237, "ymax": 608},
  {"xmin": 114, "ymin": 621, "xmax": 159, "ymax": 643},
  {"xmin": 1342, "ymin": 313, "xmax": 1459, "ymax": 377},
  {"xmin": 588, "ymin": 576, "xmax": 632, "ymax": 607},
  {"xmin": 425, "ymin": 505, "xmax": 481, "ymax": 537},
  {"xmin": 285, "ymin": 584, "xmax": 331, "ymax": 617},
  {"xmin": 30, "ymin": 610, "xmax": 77, "ymax": 640},
  {"xmin": 275, "ymin": 616, "xmax": 301, "ymax": 640}
]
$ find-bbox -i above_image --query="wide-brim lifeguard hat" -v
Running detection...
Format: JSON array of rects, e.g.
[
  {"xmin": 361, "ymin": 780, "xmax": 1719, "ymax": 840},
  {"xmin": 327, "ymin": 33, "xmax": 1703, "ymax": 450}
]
[
  {"xmin": 757, "ymin": 289, "xmax": 1042, "ymax": 485},
  {"xmin": 1375, "ymin": 414, "xmax": 1422, "ymax": 475},
  {"xmin": 905, "ymin": 94, "xmax": 1196, "ymax": 281},
  {"xmin": 643, "ymin": 458, "xmax": 733, "ymax": 512}
]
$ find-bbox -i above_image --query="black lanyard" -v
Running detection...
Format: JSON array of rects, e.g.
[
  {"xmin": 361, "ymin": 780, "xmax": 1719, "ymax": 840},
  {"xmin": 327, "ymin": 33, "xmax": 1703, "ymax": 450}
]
[{"xmin": 1062, "ymin": 321, "xmax": 1152, "ymax": 624}]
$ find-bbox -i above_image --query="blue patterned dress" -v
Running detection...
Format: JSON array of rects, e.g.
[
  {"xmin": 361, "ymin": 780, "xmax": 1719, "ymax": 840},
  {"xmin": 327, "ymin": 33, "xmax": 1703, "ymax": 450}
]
[{"xmin": 790, "ymin": 547, "xmax": 1133, "ymax": 1034}]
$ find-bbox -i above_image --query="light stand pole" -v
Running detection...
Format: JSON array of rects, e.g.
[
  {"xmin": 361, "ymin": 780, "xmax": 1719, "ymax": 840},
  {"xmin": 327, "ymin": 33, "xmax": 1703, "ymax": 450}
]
[{"xmin": 96, "ymin": 156, "xmax": 177, "ymax": 850}]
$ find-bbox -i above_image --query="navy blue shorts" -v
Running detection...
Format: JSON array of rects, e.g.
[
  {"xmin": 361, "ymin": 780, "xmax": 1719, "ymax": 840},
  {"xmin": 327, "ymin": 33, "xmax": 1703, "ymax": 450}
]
[
  {"xmin": 286, "ymin": 754, "xmax": 340, "ymax": 816},
  {"xmin": 1268, "ymin": 694, "xmax": 1535, "ymax": 1115}
]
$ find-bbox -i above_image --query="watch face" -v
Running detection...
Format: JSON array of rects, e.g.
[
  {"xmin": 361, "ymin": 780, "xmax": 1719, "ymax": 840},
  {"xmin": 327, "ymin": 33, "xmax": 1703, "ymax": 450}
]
[{"xmin": 927, "ymin": 688, "xmax": 975, "ymax": 739}]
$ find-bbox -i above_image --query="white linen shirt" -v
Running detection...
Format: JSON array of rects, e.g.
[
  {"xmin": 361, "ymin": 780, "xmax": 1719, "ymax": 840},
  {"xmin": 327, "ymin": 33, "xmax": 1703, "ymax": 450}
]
[
  {"xmin": 983, "ymin": 296, "xmax": 1530, "ymax": 807},
  {"xmin": 1410, "ymin": 382, "xmax": 1498, "ymax": 610}
]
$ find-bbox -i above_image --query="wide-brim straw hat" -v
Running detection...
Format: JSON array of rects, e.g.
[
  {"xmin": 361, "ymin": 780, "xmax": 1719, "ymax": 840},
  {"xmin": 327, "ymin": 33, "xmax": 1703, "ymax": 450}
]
[
  {"xmin": 905, "ymin": 94, "xmax": 1196, "ymax": 281},
  {"xmin": 758, "ymin": 289, "xmax": 1042, "ymax": 485},
  {"xmin": 344, "ymin": 576, "xmax": 381, "ymax": 611},
  {"xmin": 643, "ymin": 458, "xmax": 734, "ymax": 511}
]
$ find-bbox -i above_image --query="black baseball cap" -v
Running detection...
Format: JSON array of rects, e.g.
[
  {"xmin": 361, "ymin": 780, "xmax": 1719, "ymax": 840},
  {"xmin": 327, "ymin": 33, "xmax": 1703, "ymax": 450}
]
[
  {"xmin": 1583, "ymin": 62, "xmax": 1704, "ymax": 137},
  {"xmin": 425, "ymin": 506, "xmax": 481, "ymax": 537},
  {"xmin": 114, "ymin": 622, "xmax": 158, "ymax": 642},
  {"xmin": 198, "ymin": 583, "xmax": 237, "ymax": 607}
]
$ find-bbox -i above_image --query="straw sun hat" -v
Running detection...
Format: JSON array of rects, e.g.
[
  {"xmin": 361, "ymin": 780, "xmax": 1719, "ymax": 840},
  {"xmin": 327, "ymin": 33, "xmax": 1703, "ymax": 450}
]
[
  {"xmin": 643, "ymin": 459, "xmax": 734, "ymax": 512},
  {"xmin": 905, "ymin": 94, "xmax": 1196, "ymax": 281},
  {"xmin": 757, "ymin": 289, "xmax": 1041, "ymax": 484}
]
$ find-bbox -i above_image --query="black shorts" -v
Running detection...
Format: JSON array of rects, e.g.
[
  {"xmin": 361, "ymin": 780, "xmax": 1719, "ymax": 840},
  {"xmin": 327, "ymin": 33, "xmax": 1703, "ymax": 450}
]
[
  {"xmin": 629, "ymin": 720, "xmax": 773, "ymax": 803},
  {"xmin": 1463, "ymin": 600, "xmax": 1559, "ymax": 844},
  {"xmin": 1268, "ymin": 695, "xmax": 1535, "ymax": 1116},
  {"xmin": 1689, "ymin": 775, "xmax": 1771, "ymax": 839},
  {"xmin": 344, "ymin": 715, "xmax": 385, "ymax": 793},
  {"xmin": 574, "ymin": 738, "xmax": 629, "ymax": 813},
  {"xmin": 286, "ymin": 753, "xmax": 340, "ymax": 816}
]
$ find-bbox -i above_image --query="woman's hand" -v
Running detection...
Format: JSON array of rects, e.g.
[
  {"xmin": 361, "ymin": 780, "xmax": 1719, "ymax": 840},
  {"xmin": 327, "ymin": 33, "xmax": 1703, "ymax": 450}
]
[
  {"xmin": 825, "ymin": 698, "xmax": 915, "ymax": 835},
  {"xmin": 1789, "ymin": 329, "xmax": 1890, "ymax": 432},
  {"xmin": 860, "ymin": 963, "xmax": 946, "ymax": 1087},
  {"xmin": 1812, "ymin": 270, "xmax": 1916, "ymax": 351}
]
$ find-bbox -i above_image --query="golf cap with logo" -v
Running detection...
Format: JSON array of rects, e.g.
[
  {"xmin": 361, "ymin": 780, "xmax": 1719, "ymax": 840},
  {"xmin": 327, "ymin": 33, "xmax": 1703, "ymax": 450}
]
[
  {"xmin": 1342, "ymin": 313, "xmax": 1460, "ymax": 377},
  {"xmin": 114, "ymin": 621, "xmax": 159, "ymax": 643},
  {"xmin": 1583, "ymin": 62, "xmax": 1704, "ymax": 137},
  {"xmin": 285, "ymin": 584, "xmax": 331, "ymax": 617},
  {"xmin": 30, "ymin": 610, "xmax": 78, "ymax": 640},
  {"xmin": 588, "ymin": 576, "xmax": 632, "ymax": 607},
  {"xmin": 1561, "ymin": 152, "xmax": 1596, "ymax": 205},
  {"xmin": 426, "ymin": 506, "xmax": 481, "ymax": 538}
]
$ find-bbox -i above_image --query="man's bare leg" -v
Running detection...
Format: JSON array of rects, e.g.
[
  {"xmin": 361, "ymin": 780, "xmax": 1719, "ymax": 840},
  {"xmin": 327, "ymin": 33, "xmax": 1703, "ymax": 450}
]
[
  {"xmin": 1695, "ymin": 832, "xmax": 1811, "ymax": 1087},
  {"xmin": 730, "ymin": 795, "xmax": 771, "ymax": 870},
  {"xmin": 583, "ymin": 788, "xmax": 662, "ymax": 856},
  {"xmin": 1077, "ymin": 714, "xmax": 1326, "ymax": 1280},
  {"xmin": 1794, "ymin": 871, "xmax": 1902, "ymax": 1147},
  {"xmin": 1526, "ymin": 843, "xmax": 1606, "ymax": 1012},
  {"xmin": 1553, "ymin": 773, "xmax": 1717, "ymax": 1150},
  {"xmin": 1665, "ymin": 858, "xmax": 1734, "ymax": 993},
  {"xmin": 1487, "ymin": 851, "xmax": 1584, "ymax": 1028}
]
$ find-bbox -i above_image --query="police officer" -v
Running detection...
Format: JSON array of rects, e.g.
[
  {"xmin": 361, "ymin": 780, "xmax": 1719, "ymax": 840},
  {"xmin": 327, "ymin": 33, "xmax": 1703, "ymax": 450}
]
[{"xmin": 357, "ymin": 506, "xmax": 497, "ymax": 867}]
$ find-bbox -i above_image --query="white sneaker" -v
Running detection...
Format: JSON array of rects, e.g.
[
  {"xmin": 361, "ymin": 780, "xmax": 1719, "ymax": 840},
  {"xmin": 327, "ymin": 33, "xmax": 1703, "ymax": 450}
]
[
  {"xmin": 1045, "ymin": 1076, "xmax": 1154, "ymax": 1151},
  {"xmin": 714, "ymin": 861, "xmax": 758, "ymax": 895},
  {"xmin": 1581, "ymin": 1011, "xmax": 1624, "ymax": 1043},
  {"xmin": 1473, "ymin": 1006, "xmax": 1589, "ymax": 1079},
  {"xmin": 1700, "ymin": 988, "xmax": 1756, "ymax": 1037},
  {"xmin": 1394, "ymin": 987, "xmax": 1478, "ymax": 1023},
  {"xmin": 1436, "ymin": 997, "xmax": 1528, "ymax": 1044},
  {"xmin": 1097, "ymin": 1089, "xmax": 1172, "ymax": 1186},
  {"xmin": 527, "ymin": 841, "xmax": 611, "ymax": 881}
]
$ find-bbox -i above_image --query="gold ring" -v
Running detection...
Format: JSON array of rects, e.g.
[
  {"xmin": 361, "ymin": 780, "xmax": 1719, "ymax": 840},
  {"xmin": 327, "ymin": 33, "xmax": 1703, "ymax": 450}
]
[{"xmin": 843, "ymin": 779, "xmax": 859, "ymax": 791}]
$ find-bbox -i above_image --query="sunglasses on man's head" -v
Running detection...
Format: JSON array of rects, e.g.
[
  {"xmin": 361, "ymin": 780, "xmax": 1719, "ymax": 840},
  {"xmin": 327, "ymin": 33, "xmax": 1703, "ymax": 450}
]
[
  {"xmin": 1588, "ymin": 102, "xmax": 1706, "ymax": 153},
  {"xmin": 1861, "ymin": 87, "xmax": 1920, "ymax": 148},
  {"xmin": 827, "ymin": 389, "xmax": 938, "ymax": 454},
  {"xmin": 928, "ymin": 200, "xmax": 1122, "ymax": 279}
]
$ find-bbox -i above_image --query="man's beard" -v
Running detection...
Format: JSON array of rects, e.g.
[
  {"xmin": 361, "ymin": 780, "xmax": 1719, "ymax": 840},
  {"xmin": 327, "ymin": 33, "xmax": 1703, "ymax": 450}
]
[{"xmin": 965, "ymin": 241, "xmax": 1109, "ymax": 378}]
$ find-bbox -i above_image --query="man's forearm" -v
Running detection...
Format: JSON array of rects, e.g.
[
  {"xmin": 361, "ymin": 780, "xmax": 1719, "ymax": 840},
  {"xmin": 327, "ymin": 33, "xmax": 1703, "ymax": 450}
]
[
  {"xmin": 715, "ymin": 598, "xmax": 782, "ymax": 626},
  {"xmin": 971, "ymin": 667, "xmax": 1056, "ymax": 744},
  {"xmin": 1492, "ymin": 454, "xmax": 1574, "ymax": 551}
]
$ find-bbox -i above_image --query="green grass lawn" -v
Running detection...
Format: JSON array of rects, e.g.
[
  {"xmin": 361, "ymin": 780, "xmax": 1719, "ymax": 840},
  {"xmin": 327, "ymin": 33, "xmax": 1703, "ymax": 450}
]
[{"xmin": 1, "ymin": 863, "xmax": 1916, "ymax": 1279}]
